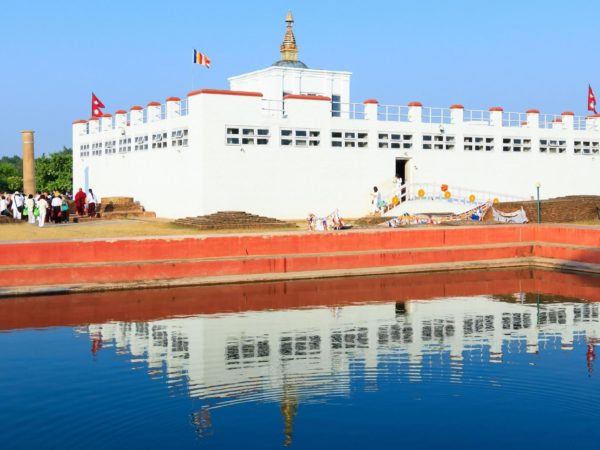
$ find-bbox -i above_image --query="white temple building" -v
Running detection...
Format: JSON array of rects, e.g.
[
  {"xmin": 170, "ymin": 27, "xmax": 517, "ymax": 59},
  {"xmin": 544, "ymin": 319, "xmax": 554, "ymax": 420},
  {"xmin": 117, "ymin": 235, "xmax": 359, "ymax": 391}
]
[{"xmin": 72, "ymin": 11, "xmax": 600, "ymax": 219}]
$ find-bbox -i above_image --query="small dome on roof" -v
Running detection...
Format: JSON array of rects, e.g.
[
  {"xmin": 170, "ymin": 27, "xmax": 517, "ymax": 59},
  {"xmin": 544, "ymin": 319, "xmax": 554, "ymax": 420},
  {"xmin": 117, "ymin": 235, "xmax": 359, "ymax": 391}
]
[{"xmin": 272, "ymin": 59, "xmax": 308, "ymax": 68}]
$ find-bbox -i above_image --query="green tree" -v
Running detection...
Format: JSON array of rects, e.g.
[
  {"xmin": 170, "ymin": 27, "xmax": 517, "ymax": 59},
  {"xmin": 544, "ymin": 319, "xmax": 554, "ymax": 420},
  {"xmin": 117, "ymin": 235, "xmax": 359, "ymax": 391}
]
[
  {"xmin": 36, "ymin": 147, "xmax": 72, "ymax": 193},
  {"xmin": 0, "ymin": 162, "xmax": 21, "ymax": 191}
]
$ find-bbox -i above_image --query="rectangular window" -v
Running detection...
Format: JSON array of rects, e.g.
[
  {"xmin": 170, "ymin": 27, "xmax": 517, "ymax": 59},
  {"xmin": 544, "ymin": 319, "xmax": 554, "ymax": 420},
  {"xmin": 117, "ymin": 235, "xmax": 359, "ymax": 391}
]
[
  {"xmin": 226, "ymin": 127, "xmax": 269, "ymax": 146},
  {"xmin": 171, "ymin": 129, "xmax": 189, "ymax": 147},
  {"xmin": 281, "ymin": 129, "xmax": 320, "ymax": 147},
  {"xmin": 134, "ymin": 135, "xmax": 148, "ymax": 151},
  {"xmin": 539, "ymin": 139, "xmax": 566, "ymax": 154},
  {"xmin": 422, "ymin": 134, "xmax": 454, "ymax": 150},
  {"xmin": 378, "ymin": 132, "xmax": 412, "ymax": 149},
  {"xmin": 332, "ymin": 95, "xmax": 341, "ymax": 118},
  {"xmin": 464, "ymin": 136, "xmax": 494, "ymax": 151},
  {"xmin": 79, "ymin": 143, "xmax": 90, "ymax": 158},
  {"xmin": 118, "ymin": 137, "xmax": 131, "ymax": 153},
  {"xmin": 92, "ymin": 142, "xmax": 103, "ymax": 156},
  {"xmin": 332, "ymin": 130, "xmax": 368, "ymax": 148},
  {"xmin": 502, "ymin": 137, "xmax": 531, "ymax": 152},
  {"xmin": 152, "ymin": 132, "xmax": 168, "ymax": 149},
  {"xmin": 574, "ymin": 140, "xmax": 599, "ymax": 155},
  {"xmin": 104, "ymin": 140, "xmax": 116, "ymax": 154}
]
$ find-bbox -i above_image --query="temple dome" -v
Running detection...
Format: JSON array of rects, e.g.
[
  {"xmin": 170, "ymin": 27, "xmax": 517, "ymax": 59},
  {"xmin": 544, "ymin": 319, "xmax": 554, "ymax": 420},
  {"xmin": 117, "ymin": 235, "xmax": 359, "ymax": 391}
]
[
  {"xmin": 272, "ymin": 11, "xmax": 308, "ymax": 69},
  {"xmin": 272, "ymin": 59, "xmax": 308, "ymax": 68}
]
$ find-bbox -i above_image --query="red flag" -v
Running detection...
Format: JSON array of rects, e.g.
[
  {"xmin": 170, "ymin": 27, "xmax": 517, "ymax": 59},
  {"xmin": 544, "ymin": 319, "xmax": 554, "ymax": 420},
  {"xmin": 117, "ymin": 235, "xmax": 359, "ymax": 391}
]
[
  {"xmin": 588, "ymin": 85, "xmax": 597, "ymax": 114},
  {"xmin": 91, "ymin": 93, "xmax": 105, "ymax": 118}
]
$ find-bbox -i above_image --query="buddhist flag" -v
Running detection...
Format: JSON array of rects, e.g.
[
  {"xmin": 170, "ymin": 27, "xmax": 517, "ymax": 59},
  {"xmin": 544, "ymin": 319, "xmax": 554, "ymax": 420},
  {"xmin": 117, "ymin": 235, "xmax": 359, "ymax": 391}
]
[
  {"xmin": 91, "ymin": 93, "xmax": 105, "ymax": 118},
  {"xmin": 193, "ymin": 49, "xmax": 211, "ymax": 68},
  {"xmin": 588, "ymin": 85, "xmax": 597, "ymax": 114}
]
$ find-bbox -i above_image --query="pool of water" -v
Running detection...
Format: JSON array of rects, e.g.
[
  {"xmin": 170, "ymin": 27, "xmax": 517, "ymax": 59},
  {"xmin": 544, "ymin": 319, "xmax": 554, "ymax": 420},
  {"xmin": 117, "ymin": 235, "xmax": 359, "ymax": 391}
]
[{"xmin": 1, "ymin": 269, "xmax": 600, "ymax": 449}]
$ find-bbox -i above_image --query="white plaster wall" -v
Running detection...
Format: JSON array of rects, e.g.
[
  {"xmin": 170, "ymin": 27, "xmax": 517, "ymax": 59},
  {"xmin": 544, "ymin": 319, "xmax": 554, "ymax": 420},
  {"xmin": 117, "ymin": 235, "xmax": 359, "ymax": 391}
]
[
  {"xmin": 229, "ymin": 66, "xmax": 351, "ymax": 104},
  {"xmin": 74, "ymin": 92, "xmax": 600, "ymax": 220}
]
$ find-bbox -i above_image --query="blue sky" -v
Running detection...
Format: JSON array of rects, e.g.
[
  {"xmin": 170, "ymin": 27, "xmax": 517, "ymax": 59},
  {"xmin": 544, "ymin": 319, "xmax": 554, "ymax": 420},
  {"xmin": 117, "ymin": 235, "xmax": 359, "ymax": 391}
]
[{"xmin": 1, "ymin": 0, "xmax": 599, "ymax": 157}]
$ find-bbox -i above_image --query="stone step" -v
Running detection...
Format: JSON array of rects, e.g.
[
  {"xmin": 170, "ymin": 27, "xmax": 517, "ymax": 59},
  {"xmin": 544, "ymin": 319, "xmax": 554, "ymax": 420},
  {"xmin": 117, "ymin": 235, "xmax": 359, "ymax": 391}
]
[{"xmin": 174, "ymin": 211, "xmax": 295, "ymax": 230}]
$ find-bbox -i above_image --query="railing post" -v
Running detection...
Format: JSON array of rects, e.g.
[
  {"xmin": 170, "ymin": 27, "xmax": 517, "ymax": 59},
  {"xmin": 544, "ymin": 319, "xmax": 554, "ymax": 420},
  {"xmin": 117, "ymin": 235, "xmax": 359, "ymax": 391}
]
[
  {"xmin": 130, "ymin": 106, "xmax": 143, "ymax": 126},
  {"xmin": 147, "ymin": 102, "xmax": 161, "ymax": 122},
  {"xmin": 166, "ymin": 97, "xmax": 181, "ymax": 118}
]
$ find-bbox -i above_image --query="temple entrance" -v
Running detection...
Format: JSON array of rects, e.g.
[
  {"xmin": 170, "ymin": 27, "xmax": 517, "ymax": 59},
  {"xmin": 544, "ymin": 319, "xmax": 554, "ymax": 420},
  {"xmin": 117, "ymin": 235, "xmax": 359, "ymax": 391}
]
[{"xmin": 395, "ymin": 158, "xmax": 408, "ymax": 183}]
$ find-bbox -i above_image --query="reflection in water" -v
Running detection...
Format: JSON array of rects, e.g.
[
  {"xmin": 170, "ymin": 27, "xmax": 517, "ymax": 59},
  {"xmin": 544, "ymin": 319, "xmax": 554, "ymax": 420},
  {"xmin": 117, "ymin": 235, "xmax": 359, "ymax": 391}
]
[{"xmin": 79, "ymin": 293, "xmax": 600, "ymax": 445}]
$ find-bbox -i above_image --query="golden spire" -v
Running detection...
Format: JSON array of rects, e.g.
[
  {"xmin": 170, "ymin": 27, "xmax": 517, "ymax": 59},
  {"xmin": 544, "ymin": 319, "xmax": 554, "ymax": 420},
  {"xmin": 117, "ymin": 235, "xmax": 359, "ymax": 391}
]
[{"xmin": 280, "ymin": 10, "xmax": 299, "ymax": 62}]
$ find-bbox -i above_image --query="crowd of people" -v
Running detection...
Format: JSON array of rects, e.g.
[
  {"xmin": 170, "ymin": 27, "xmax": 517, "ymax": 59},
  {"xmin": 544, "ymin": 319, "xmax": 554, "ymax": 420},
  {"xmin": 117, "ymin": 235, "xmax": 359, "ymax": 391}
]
[{"xmin": 0, "ymin": 188, "xmax": 98, "ymax": 227}]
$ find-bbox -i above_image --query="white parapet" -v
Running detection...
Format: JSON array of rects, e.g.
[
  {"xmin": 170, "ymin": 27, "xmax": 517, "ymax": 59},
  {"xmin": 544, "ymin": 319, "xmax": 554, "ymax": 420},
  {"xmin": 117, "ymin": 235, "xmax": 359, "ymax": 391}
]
[
  {"xmin": 100, "ymin": 114, "xmax": 112, "ymax": 131},
  {"xmin": 283, "ymin": 94, "xmax": 332, "ymax": 120},
  {"xmin": 130, "ymin": 106, "xmax": 143, "ymax": 126},
  {"xmin": 363, "ymin": 99, "xmax": 378, "ymax": 121},
  {"xmin": 450, "ymin": 104, "xmax": 464, "ymax": 124},
  {"xmin": 147, "ymin": 102, "xmax": 161, "ymax": 122},
  {"xmin": 88, "ymin": 117, "xmax": 99, "ymax": 134},
  {"xmin": 561, "ymin": 111, "xmax": 574, "ymax": 130},
  {"xmin": 489, "ymin": 106, "xmax": 503, "ymax": 127},
  {"xmin": 115, "ymin": 110, "xmax": 127, "ymax": 129},
  {"xmin": 408, "ymin": 102, "xmax": 422, "ymax": 123},
  {"xmin": 72, "ymin": 120, "xmax": 87, "ymax": 136},
  {"xmin": 526, "ymin": 109, "xmax": 539, "ymax": 128},
  {"xmin": 166, "ymin": 97, "xmax": 181, "ymax": 118}
]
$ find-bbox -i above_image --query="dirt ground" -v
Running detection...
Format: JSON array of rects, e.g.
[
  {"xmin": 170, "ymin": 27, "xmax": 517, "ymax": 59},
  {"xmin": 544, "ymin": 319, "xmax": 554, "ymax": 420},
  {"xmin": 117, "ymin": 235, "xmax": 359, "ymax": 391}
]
[
  {"xmin": 0, "ymin": 218, "xmax": 308, "ymax": 241},
  {"xmin": 0, "ymin": 217, "xmax": 597, "ymax": 242}
]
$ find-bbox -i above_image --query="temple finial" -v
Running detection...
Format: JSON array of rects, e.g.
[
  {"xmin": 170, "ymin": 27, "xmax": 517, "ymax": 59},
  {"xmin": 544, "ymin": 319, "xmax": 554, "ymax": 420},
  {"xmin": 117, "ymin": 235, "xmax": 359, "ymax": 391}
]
[{"xmin": 280, "ymin": 10, "xmax": 298, "ymax": 62}]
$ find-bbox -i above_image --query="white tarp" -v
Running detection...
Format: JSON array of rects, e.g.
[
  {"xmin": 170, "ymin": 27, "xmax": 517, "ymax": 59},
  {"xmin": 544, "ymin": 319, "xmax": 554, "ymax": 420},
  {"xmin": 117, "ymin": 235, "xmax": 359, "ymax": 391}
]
[{"xmin": 492, "ymin": 207, "xmax": 528, "ymax": 224}]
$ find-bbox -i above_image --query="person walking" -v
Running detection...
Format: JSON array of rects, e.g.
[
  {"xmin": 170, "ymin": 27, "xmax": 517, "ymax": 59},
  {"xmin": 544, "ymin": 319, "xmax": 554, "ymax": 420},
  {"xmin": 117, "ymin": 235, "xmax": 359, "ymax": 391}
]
[
  {"xmin": 12, "ymin": 192, "xmax": 23, "ymax": 220},
  {"xmin": 51, "ymin": 193, "xmax": 63, "ymax": 223},
  {"xmin": 37, "ymin": 195, "xmax": 49, "ymax": 227},
  {"xmin": 87, "ymin": 188, "xmax": 97, "ymax": 217},
  {"xmin": 74, "ymin": 188, "xmax": 86, "ymax": 216},
  {"xmin": 25, "ymin": 194, "xmax": 35, "ymax": 224}
]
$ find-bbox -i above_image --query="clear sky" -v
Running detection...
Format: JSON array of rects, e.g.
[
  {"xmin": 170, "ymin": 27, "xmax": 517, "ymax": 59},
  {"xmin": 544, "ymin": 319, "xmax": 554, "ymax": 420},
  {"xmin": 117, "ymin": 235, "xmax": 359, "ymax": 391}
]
[{"xmin": 1, "ymin": 0, "xmax": 599, "ymax": 158}]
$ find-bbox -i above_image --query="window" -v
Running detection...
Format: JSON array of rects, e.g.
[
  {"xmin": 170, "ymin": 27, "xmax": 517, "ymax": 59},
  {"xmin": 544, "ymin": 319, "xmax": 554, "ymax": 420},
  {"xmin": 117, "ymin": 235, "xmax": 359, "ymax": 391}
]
[
  {"xmin": 539, "ymin": 139, "xmax": 566, "ymax": 154},
  {"xmin": 226, "ymin": 127, "xmax": 269, "ymax": 145},
  {"xmin": 378, "ymin": 133, "xmax": 412, "ymax": 149},
  {"xmin": 171, "ymin": 129, "xmax": 189, "ymax": 147},
  {"xmin": 280, "ymin": 129, "xmax": 320, "ymax": 147},
  {"xmin": 134, "ymin": 135, "xmax": 148, "ymax": 151},
  {"xmin": 91, "ymin": 142, "xmax": 102, "ymax": 156},
  {"xmin": 422, "ymin": 134, "xmax": 455, "ymax": 150},
  {"xmin": 332, "ymin": 95, "xmax": 341, "ymax": 118},
  {"xmin": 574, "ymin": 140, "xmax": 599, "ymax": 155},
  {"xmin": 104, "ymin": 140, "xmax": 116, "ymax": 155},
  {"xmin": 118, "ymin": 137, "xmax": 131, "ymax": 153},
  {"xmin": 152, "ymin": 132, "xmax": 168, "ymax": 149},
  {"xmin": 79, "ymin": 143, "xmax": 90, "ymax": 158},
  {"xmin": 502, "ymin": 137, "xmax": 531, "ymax": 152},
  {"xmin": 464, "ymin": 136, "xmax": 494, "ymax": 151},
  {"xmin": 332, "ymin": 130, "xmax": 368, "ymax": 148}
]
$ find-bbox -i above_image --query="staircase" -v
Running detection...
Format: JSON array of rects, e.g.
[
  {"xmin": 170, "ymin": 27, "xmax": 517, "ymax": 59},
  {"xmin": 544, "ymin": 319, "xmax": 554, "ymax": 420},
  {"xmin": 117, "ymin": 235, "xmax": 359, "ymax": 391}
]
[
  {"xmin": 174, "ymin": 211, "xmax": 296, "ymax": 230},
  {"xmin": 71, "ymin": 197, "xmax": 155, "ymax": 222}
]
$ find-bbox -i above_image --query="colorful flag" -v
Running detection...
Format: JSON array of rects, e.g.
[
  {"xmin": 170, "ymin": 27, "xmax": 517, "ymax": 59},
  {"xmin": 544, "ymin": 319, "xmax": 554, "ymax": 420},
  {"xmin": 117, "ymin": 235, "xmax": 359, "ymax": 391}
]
[
  {"xmin": 92, "ymin": 93, "xmax": 105, "ymax": 118},
  {"xmin": 193, "ymin": 49, "xmax": 211, "ymax": 68},
  {"xmin": 588, "ymin": 85, "xmax": 597, "ymax": 114}
]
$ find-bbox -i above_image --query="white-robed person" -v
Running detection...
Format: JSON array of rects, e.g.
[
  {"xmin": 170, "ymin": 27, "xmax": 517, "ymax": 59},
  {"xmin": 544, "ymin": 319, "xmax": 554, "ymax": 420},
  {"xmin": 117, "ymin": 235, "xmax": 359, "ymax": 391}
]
[
  {"xmin": 25, "ymin": 194, "xmax": 35, "ymax": 224},
  {"xmin": 37, "ymin": 195, "xmax": 49, "ymax": 227},
  {"xmin": 12, "ymin": 191, "xmax": 23, "ymax": 220}
]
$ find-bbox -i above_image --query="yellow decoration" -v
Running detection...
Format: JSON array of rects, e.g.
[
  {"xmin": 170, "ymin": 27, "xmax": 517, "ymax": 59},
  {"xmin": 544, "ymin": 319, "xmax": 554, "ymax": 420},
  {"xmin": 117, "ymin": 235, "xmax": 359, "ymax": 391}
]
[
  {"xmin": 444, "ymin": 191, "xmax": 452, "ymax": 199},
  {"xmin": 391, "ymin": 195, "xmax": 400, "ymax": 206},
  {"xmin": 469, "ymin": 194, "xmax": 476, "ymax": 203},
  {"xmin": 418, "ymin": 189, "xmax": 425, "ymax": 198},
  {"xmin": 493, "ymin": 197, "xmax": 499, "ymax": 204}
]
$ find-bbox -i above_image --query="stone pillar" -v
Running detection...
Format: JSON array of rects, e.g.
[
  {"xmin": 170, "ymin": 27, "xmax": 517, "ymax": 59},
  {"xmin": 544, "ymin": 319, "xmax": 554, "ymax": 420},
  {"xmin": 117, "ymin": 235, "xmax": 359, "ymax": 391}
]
[
  {"xmin": 363, "ymin": 99, "xmax": 378, "ymax": 120},
  {"xmin": 21, "ymin": 130, "xmax": 35, "ymax": 195}
]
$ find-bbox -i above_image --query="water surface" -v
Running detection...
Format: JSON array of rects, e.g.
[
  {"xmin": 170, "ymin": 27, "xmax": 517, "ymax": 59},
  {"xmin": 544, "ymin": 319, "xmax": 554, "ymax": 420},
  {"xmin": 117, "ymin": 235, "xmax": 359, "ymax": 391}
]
[{"xmin": 1, "ymin": 269, "xmax": 599, "ymax": 449}]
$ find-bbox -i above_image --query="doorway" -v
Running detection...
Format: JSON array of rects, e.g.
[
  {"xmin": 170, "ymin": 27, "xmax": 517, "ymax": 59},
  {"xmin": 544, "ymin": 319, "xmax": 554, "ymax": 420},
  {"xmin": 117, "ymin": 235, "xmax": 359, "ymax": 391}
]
[{"xmin": 395, "ymin": 158, "xmax": 408, "ymax": 183}]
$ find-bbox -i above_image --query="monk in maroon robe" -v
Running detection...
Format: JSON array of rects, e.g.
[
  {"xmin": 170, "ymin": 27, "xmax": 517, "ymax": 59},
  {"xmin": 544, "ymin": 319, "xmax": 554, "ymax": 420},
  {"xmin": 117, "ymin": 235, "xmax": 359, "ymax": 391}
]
[{"xmin": 74, "ymin": 188, "xmax": 86, "ymax": 216}]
